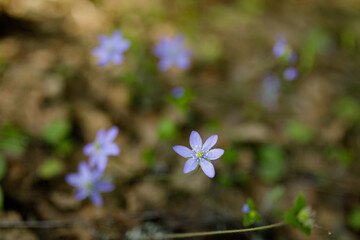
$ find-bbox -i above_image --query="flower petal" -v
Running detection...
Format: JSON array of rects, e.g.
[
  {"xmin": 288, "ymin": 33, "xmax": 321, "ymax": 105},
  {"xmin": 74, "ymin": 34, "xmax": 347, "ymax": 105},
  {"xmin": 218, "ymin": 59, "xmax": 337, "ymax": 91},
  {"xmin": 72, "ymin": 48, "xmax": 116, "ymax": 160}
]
[
  {"xmin": 104, "ymin": 143, "xmax": 120, "ymax": 156},
  {"xmin": 95, "ymin": 128, "xmax": 106, "ymax": 143},
  {"xmin": 200, "ymin": 159, "xmax": 215, "ymax": 178},
  {"xmin": 189, "ymin": 131, "xmax": 202, "ymax": 150},
  {"xmin": 112, "ymin": 54, "xmax": 124, "ymax": 65},
  {"xmin": 95, "ymin": 157, "xmax": 108, "ymax": 173},
  {"xmin": 173, "ymin": 145, "xmax": 194, "ymax": 158},
  {"xmin": 96, "ymin": 182, "xmax": 115, "ymax": 192},
  {"xmin": 83, "ymin": 143, "xmax": 95, "ymax": 156},
  {"xmin": 66, "ymin": 173, "xmax": 79, "ymax": 187},
  {"xmin": 90, "ymin": 192, "xmax": 103, "ymax": 206},
  {"xmin": 158, "ymin": 59, "xmax": 172, "ymax": 71},
  {"xmin": 105, "ymin": 127, "xmax": 118, "ymax": 142},
  {"xmin": 75, "ymin": 189, "xmax": 88, "ymax": 200},
  {"xmin": 202, "ymin": 135, "xmax": 218, "ymax": 152},
  {"xmin": 205, "ymin": 148, "xmax": 224, "ymax": 160},
  {"xmin": 183, "ymin": 157, "xmax": 198, "ymax": 174}
]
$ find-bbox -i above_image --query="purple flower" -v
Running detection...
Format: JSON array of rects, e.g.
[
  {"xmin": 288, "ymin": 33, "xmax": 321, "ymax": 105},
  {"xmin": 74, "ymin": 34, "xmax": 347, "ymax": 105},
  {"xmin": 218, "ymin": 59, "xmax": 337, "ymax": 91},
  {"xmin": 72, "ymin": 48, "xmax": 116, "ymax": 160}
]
[
  {"xmin": 66, "ymin": 162, "xmax": 114, "ymax": 206},
  {"xmin": 92, "ymin": 30, "xmax": 130, "ymax": 66},
  {"xmin": 83, "ymin": 127, "xmax": 120, "ymax": 172},
  {"xmin": 172, "ymin": 86, "xmax": 185, "ymax": 98},
  {"xmin": 173, "ymin": 131, "xmax": 224, "ymax": 178},
  {"xmin": 153, "ymin": 34, "xmax": 191, "ymax": 71},
  {"xmin": 242, "ymin": 203, "xmax": 250, "ymax": 213},
  {"xmin": 283, "ymin": 67, "xmax": 298, "ymax": 81},
  {"xmin": 261, "ymin": 74, "xmax": 281, "ymax": 110},
  {"xmin": 272, "ymin": 35, "xmax": 296, "ymax": 63},
  {"xmin": 273, "ymin": 35, "xmax": 288, "ymax": 58}
]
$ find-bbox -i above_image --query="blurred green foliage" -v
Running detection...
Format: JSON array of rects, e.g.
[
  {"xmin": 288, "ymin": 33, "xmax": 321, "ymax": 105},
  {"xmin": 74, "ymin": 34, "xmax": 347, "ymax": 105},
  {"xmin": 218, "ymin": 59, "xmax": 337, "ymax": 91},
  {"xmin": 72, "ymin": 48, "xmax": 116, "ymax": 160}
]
[
  {"xmin": 42, "ymin": 120, "xmax": 74, "ymax": 156},
  {"xmin": 37, "ymin": 158, "xmax": 64, "ymax": 179},
  {"xmin": 257, "ymin": 145, "xmax": 286, "ymax": 183},
  {"xmin": 334, "ymin": 96, "xmax": 360, "ymax": 122},
  {"xmin": 325, "ymin": 146, "xmax": 353, "ymax": 166},
  {"xmin": 142, "ymin": 147, "xmax": 156, "ymax": 166},
  {"xmin": 222, "ymin": 147, "xmax": 238, "ymax": 165},
  {"xmin": 0, "ymin": 124, "xmax": 29, "ymax": 157},
  {"xmin": 157, "ymin": 117, "xmax": 178, "ymax": 140},
  {"xmin": 300, "ymin": 28, "xmax": 331, "ymax": 71},
  {"xmin": 285, "ymin": 120, "xmax": 314, "ymax": 144},
  {"xmin": 348, "ymin": 205, "xmax": 360, "ymax": 231}
]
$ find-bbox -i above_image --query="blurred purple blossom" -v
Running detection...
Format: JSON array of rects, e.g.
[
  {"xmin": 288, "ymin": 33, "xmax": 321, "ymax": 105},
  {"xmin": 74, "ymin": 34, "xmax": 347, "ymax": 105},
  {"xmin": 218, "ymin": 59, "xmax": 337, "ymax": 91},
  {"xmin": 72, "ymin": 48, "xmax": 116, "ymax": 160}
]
[
  {"xmin": 242, "ymin": 203, "xmax": 250, "ymax": 213},
  {"xmin": 261, "ymin": 74, "xmax": 281, "ymax": 110},
  {"xmin": 92, "ymin": 30, "xmax": 130, "ymax": 66},
  {"xmin": 153, "ymin": 34, "xmax": 191, "ymax": 71},
  {"xmin": 66, "ymin": 162, "xmax": 114, "ymax": 206},
  {"xmin": 83, "ymin": 126, "xmax": 120, "ymax": 172},
  {"xmin": 173, "ymin": 131, "xmax": 224, "ymax": 178},
  {"xmin": 172, "ymin": 86, "xmax": 185, "ymax": 98},
  {"xmin": 283, "ymin": 67, "xmax": 298, "ymax": 81},
  {"xmin": 272, "ymin": 35, "xmax": 296, "ymax": 63}
]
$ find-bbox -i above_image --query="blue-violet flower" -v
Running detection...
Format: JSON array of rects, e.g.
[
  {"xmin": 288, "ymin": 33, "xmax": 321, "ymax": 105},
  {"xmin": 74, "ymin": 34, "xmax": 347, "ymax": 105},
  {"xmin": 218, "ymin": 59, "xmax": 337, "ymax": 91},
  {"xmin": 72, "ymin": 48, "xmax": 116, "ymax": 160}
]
[
  {"xmin": 173, "ymin": 131, "xmax": 224, "ymax": 178},
  {"xmin": 92, "ymin": 30, "xmax": 130, "ymax": 66},
  {"xmin": 172, "ymin": 86, "xmax": 185, "ymax": 98},
  {"xmin": 242, "ymin": 203, "xmax": 250, "ymax": 213},
  {"xmin": 153, "ymin": 34, "xmax": 191, "ymax": 71},
  {"xmin": 66, "ymin": 161, "xmax": 114, "ymax": 206},
  {"xmin": 83, "ymin": 126, "xmax": 120, "ymax": 172},
  {"xmin": 283, "ymin": 67, "xmax": 298, "ymax": 81}
]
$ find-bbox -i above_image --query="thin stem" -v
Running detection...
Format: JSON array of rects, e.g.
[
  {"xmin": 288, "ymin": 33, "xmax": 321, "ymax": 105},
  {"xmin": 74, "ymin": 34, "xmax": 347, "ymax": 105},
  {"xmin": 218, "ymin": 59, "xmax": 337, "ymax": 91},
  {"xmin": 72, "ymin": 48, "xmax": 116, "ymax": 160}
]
[
  {"xmin": 136, "ymin": 221, "xmax": 286, "ymax": 240},
  {"xmin": 0, "ymin": 219, "xmax": 85, "ymax": 229}
]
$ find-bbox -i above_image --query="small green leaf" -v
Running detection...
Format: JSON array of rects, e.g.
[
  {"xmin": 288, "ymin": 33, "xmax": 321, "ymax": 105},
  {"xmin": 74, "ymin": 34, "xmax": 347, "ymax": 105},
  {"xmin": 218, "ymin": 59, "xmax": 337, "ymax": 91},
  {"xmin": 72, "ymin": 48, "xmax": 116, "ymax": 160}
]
[
  {"xmin": 247, "ymin": 198, "xmax": 255, "ymax": 210},
  {"xmin": 158, "ymin": 117, "xmax": 178, "ymax": 140},
  {"xmin": 0, "ymin": 124, "xmax": 29, "ymax": 156},
  {"xmin": 293, "ymin": 193, "xmax": 307, "ymax": 212},
  {"xmin": 257, "ymin": 145, "xmax": 286, "ymax": 182},
  {"xmin": 243, "ymin": 213, "xmax": 252, "ymax": 227},
  {"xmin": 348, "ymin": 205, "xmax": 360, "ymax": 231},
  {"xmin": 42, "ymin": 120, "xmax": 71, "ymax": 145},
  {"xmin": 285, "ymin": 120, "xmax": 314, "ymax": 144},
  {"xmin": 38, "ymin": 158, "xmax": 64, "ymax": 179}
]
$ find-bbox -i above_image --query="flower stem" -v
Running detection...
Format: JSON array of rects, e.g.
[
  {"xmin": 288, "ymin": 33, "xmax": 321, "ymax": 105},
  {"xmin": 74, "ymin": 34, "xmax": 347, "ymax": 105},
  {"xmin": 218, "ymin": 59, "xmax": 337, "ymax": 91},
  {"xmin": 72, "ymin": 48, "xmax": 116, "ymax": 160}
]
[{"xmin": 137, "ymin": 221, "xmax": 286, "ymax": 240}]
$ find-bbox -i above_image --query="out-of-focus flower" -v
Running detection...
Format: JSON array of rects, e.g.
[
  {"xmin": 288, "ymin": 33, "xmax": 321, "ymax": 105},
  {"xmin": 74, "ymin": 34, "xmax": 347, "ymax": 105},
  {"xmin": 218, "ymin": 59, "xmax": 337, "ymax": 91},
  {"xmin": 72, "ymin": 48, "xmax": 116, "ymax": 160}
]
[
  {"xmin": 92, "ymin": 30, "xmax": 130, "ymax": 66},
  {"xmin": 83, "ymin": 126, "xmax": 120, "ymax": 171},
  {"xmin": 242, "ymin": 203, "xmax": 250, "ymax": 213},
  {"xmin": 283, "ymin": 67, "xmax": 298, "ymax": 81},
  {"xmin": 153, "ymin": 34, "xmax": 191, "ymax": 71},
  {"xmin": 173, "ymin": 131, "xmax": 224, "ymax": 178},
  {"xmin": 172, "ymin": 86, "xmax": 185, "ymax": 98},
  {"xmin": 272, "ymin": 35, "xmax": 296, "ymax": 63},
  {"xmin": 261, "ymin": 74, "xmax": 281, "ymax": 110},
  {"xmin": 66, "ymin": 162, "xmax": 114, "ymax": 206},
  {"xmin": 297, "ymin": 206, "xmax": 316, "ymax": 228}
]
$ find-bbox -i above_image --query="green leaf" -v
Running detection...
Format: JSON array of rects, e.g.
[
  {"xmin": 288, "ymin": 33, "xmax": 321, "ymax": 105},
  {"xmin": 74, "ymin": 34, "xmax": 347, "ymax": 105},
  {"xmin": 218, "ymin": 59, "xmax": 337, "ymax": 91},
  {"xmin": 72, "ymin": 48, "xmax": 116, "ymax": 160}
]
[
  {"xmin": 38, "ymin": 158, "xmax": 64, "ymax": 179},
  {"xmin": 285, "ymin": 120, "xmax": 314, "ymax": 144},
  {"xmin": 293, "ymin": 193, "xmax": 307, "ymax": 213},
  {"xmin": 142, "ymin": 147, "xmax": 156, "ymax": 166},
  {"xmin": 0, "ymin": 154, "xmax": 7, "ymax": 180},
  {"xmin": 265, "ymin": 185, "xmax": 285, "ymax": 205},
  {"xmin": 348, "ymin": 205, "xmax": 360, "ymax": 231},
  {"xmin": 0, "ymin": 124, "xmax": 29, "ymax": 156},
  {"xmin": 257, "ymin": 145, "xmax": 286, "ymax": 182},
  {"xmin": 42, "ymin": 120, "xmax": 71, "ymax": 145},
  {"xmin": 158, "ymin": 117, "xmax": 178, "ymax": 140},
  {"xmin": 247, "ymin": 198, "xmax": 255, "ymax": 210},
  {"xmin": 243, "ymin": 213, "xmax": 252, "ymax": 227}
]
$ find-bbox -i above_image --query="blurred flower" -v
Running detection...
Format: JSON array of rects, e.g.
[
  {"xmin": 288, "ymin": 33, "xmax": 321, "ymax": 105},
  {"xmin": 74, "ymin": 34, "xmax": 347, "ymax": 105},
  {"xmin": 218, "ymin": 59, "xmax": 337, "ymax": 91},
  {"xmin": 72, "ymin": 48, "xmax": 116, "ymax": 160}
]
[
  {"xmin": 261, "ymin": 74, "xmax": 281, "ymax": 110},
  {"xmin": 297, "ymin": 206, "xmax": 316, "ymax": 228},
  {"xmin": 242, "ymin": 203, "xmax": 250, "ymax": 213},
  {"xmin": 153, "ymin": 34, "xmax": 191, "ymax": 71},
  {"xmin": 83, "ymin": 126, "xmax": 120, "ymax": 171},
  {"xmin": 173, "ymin": 131, "xmax": 224, "ymax": 178},
  {"xmin": 172, "ymin": 86, "xmax": 185, "ymax": 98},
  {"xmin": 92, "ymin": 30, "xmax": 130, "ymax": 66},
  {"xmin": 272, "ymin": 35, "xmax": 296, "ymax": 63},
  {"xmin": 283, "ymin": 67, "xmax": 298, "ymax": 81},
  {"xmin": 66, "ymin": 161, "xmax": 114, "ymax": 206}
]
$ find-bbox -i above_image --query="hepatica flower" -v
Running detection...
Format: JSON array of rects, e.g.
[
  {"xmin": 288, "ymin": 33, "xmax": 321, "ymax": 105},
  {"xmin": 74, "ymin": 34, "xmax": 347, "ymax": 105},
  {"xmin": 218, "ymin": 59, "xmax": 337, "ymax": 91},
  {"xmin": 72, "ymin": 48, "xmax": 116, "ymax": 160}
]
[
  {"xmin": 272, "ymin": 35, "xmax": 296, "ymax": 63},
  {"xmin": 92, "ymin": 30, "xmax": 130, "ymax": 66},
  {"xmin": 242, "ymin": 203, "xmax": 250, "ymax": 214},
  {"xmin": 173, "ymin": 131, "xmax": 224, "ymax": 178},
  {"xmin": 283, "ymin": 67, "xmax": 298, "ymax": 81},
  {"xmin": 172, "ymin": 86, "xmax": 185, "ymax": 98},
  {"xmin": 153, "ymin": 34, "xmax": 191, "ymax": 71},
  {"xmin": 66, "ymin": 162, "xmax": 114, "ymax": 206},
  {"xmin": 83, "ymin": 126, "xmax": 120, "ymax": 171}
]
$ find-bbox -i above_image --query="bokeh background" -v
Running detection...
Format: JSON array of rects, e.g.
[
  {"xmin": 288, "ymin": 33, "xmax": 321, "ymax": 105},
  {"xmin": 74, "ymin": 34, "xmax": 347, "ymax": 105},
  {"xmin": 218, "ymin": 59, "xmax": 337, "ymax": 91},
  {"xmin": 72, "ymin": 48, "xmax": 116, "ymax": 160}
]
[{"xmin": 0, "ymin": 0, "xmax": 360, "ymax": 239}]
